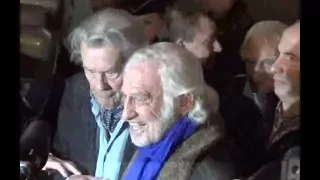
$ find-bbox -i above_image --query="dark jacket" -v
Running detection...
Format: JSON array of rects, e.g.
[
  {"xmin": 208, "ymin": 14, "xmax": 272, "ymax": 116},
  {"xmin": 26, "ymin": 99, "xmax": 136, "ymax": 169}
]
[
  {"xmin": 248, "ymin": 130, "xmax": 300, "ymax": 180},
  {"xmin": 219, "ymin": 79, "xmax": 279, "ymax": 178},
  {"xmin": 51, "ymin": 73, "xmax": 135, "ymax": 180},
  {"xmin": 248, "ymin": 101, "xmax": 300, "ymax": 180},
  {"xmin": 121, "ymin": 116, "xmax": 234, "ymax": 180}
]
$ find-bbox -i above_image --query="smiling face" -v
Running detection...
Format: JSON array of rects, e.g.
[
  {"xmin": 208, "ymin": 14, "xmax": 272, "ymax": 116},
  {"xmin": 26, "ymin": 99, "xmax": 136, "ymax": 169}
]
[
  {"xmin": 81, "ymin": 42, "xmax": 123, "ymax": 109},
  {"xmin": 121, "ymin": 60, "xmax": 170, "ymax": 147}
]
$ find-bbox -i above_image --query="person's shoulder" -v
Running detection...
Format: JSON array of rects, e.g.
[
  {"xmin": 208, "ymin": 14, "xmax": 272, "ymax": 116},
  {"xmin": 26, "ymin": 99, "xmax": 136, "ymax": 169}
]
[
  {"xmin": 65, "ymin": 72, "xmax": 89, "ymax": 92},
  {"xmin": 248, "ymin": 146, "xmax": 300, "ymax": 180},
  {"xmin": 191, "ymin": 139, "xmax": 235, "ymax": 180},
  {"xmin": 66, "ymin": 72, "xmax": 86, "ymax": 85},
  {"xmin": 191, "ymin": 154, "xmax": 234, "ymax": 180},
  {"xmin": 61, "ymin": 72, "xmax": 90, "ymax": 107}
]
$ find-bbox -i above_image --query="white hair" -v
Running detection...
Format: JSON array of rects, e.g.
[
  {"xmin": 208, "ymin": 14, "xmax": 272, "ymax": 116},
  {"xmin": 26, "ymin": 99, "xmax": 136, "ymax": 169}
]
[
  {"xmin": 124, "ymin": 42, "xmax": 219, "ymax": 125},
  {"xmin": 240, "ymin": 20, "xmax": 288, "ymax": 59},
  {"xmin": 68, "ymin": 8, "xmax": 147, "ymax": 65}
]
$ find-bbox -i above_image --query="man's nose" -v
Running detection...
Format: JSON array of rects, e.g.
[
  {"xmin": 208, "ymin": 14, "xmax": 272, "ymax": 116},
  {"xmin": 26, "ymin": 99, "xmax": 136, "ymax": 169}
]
[
  {"xmin": 95, "ymin": 74, "xmax": 110, "ymax": 90},
  {"xmin": 213, "ymin": 40, "xmax": 222, "ymax": 53},
  {"xmin": 271, "ymin": 56, "xmax": 284, "ymax": 74},
  {"xmin": 122, "ymin": 98, "xmax": 138, "ymax": 120}
]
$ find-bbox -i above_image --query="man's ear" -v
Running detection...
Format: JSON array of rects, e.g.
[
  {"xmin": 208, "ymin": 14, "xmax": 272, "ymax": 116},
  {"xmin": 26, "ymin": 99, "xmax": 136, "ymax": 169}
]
[{"xmin": 178, "ymin": 93, "xmax": 194, "ymax": 114}]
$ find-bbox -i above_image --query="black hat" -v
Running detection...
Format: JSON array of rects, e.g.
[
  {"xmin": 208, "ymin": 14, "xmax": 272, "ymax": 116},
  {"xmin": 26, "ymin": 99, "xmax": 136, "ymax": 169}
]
[{"xmin": 129, "ymin": 0, "xmax": 175, "ymax": 15}]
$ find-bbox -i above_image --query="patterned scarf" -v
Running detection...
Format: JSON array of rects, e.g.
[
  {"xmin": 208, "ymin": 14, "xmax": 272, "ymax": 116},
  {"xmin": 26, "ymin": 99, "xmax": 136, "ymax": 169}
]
[
  {"xmin": 100, "ymin": 104, "xmax": 123, "ymax": 133},
  {"xmin": 91, "ymin": 93, "xmax": 123, "ymax": 133}
]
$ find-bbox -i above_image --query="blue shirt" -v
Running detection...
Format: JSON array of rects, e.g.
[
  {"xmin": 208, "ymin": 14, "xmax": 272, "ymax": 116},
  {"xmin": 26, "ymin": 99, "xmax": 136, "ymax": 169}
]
[{"xmin": 90, "ymin": 98, "xmax": 129, "ymax": 180}]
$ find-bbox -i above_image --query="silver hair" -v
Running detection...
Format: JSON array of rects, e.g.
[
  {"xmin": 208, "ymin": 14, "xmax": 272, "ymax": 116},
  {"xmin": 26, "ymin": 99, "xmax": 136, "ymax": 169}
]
[
  {"xmin": 68, "ymin": 8, "xmax": 147, "ymax": 65},
  {"xmin": 158, "ymin": 0, "xmax": 207, "ymax": 42},
  {"xmin": 240, "ymin": 20, "xmax": 288, "ymax": 59},
  {"xmin": 124, "ymin": 42, "xmax": 220, "ymax": 125}
]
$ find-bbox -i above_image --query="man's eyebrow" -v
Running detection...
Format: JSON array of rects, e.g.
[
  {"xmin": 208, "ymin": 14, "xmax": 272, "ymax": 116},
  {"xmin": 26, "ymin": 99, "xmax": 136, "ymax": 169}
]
[
  {"xmin": 131, "ymin": 88, "xmax": 150, "ymax": 95},
  {"xmin": 283, "ymin": 52, "xmax": 299, "ymax": 59},
  {"xmin": 261, "ymin": 57, "xmax": 277, "ymax": 64},
  {"xmin": 82, "ymin": 65, "xmax": 115, "ymax": 73},
  {"xmin": 261, "ymin": 56, "xmax": 277, "ymax": 60}
]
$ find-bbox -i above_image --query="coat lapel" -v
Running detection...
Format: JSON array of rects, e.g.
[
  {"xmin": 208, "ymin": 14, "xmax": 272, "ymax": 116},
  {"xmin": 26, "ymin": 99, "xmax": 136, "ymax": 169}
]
[
  {"xmin": 76, "ymin": 73, "xmax": 99, "ymax": 161},
  {"xmin": 119, "ymin": 134, "xmax": 136, "ymax": 178}
]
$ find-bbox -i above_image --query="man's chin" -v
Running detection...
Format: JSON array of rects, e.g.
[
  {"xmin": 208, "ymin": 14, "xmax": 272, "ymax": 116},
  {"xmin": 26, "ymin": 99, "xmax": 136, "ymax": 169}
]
[
  {"xmin": 274, "ymin": 88, "xmax": 288, "ymax": 98},
  {"xmin": 97, "ymin": 99, "xmax": 121, "ymax": 109},
  {"xmin": 130, "ymin": 133, "xmax": 161, "ymax": 147},
  {"xmin": 95, "ymin": 94, "xmax": 121, "ymax": 108},
  {"xmin": 131, "ymin": 136, "xmax": 150, "ymax": 147}
]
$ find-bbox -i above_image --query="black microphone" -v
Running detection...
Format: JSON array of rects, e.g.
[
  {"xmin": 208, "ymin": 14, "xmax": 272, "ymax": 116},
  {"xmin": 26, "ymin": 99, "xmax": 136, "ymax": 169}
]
[{"xmin": 20, "ymin": 119, "xmax": 51, "ymax": 180}]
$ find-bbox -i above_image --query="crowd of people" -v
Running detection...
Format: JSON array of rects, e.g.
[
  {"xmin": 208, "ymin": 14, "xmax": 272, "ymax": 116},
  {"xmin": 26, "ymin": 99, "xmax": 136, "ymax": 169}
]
[{"xmin": 35, "ymin": 0, "xmax": 300, "ymax": 179}]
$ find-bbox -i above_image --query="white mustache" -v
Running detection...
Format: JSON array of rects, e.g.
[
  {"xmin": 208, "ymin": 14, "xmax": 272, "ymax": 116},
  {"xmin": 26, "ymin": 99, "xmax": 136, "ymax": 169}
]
[
  {"xmin": 127, "ymin": 120, "xmax": 140, "ymax": 123},
  {"xmin": 273, "ymin": 76, "xmax": 287, "ymax": 82}
]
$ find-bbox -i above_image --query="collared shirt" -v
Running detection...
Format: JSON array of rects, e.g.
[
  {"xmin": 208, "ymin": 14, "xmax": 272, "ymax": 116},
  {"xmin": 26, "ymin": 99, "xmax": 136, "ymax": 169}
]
[
  {"xmin": 268, "ymin": 102, "xmax": 300, "ymax": 146},
  {"xmin": 90, "ymin": 97, "xmax": 129, "ymax": 180},
  {"xmin": 243, "ymin": 80, "xmax": 264, "ymax": 109}
]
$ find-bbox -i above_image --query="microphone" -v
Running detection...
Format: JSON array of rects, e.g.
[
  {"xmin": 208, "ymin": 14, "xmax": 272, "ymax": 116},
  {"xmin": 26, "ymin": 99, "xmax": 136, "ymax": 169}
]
[{"xmin": 20, "ymin": 119, "xmax": 51, "ymax": 180}]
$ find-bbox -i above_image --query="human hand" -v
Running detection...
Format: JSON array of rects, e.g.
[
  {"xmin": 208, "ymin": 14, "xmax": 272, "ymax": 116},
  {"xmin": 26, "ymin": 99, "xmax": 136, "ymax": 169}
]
[
  {"xmin": 42, "ymin": 154, "xmax": 82, "ymax": 178},
  {"xmin": 67, "ymin": 175, "xmax": 107, "ymax": 180}
]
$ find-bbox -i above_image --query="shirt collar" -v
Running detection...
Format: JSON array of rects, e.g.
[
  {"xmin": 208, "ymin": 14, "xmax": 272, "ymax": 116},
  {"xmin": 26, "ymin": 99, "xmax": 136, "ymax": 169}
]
[
  {"xmin": 243, "ymin": 80, "xmax": 254, "ymax": 100},
  {"xmin": 90, "ymin": 95, "xmax": 124, "ymax": 132},
  {"xmin": 90, "ymin": 92, "xmax": 123, "ymax": 115},
  {"xmin": 90, "ymin": 95, "xmax": 126, "ymax": 133}
]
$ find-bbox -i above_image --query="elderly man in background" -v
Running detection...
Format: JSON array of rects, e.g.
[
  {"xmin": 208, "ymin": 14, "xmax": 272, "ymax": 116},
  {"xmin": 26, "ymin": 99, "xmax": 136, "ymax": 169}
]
[
  {"xmin": 42, "ymin": 8, "xmax": 147, "ymax": 180},
  {"xmin": 249, "ymin": 20, "xmax": 300, "ymax": 180},
  {"xmin": 120, "ymin": 42, "xmax": 233, "ymax": 180},
  {"xmin": 131, "ymin": 0, "xmax": 175, "ymax": 44},
  {"xmin": 219, "ymin": 20, "xmax": 288, "ymax": 178},
  {"xmin": 240, "ymin": 21, "xmax": 288, "ymax": 144},
  {"xmin": 160, "ymin": 7, "xmax": 222, "ymax": 65}
]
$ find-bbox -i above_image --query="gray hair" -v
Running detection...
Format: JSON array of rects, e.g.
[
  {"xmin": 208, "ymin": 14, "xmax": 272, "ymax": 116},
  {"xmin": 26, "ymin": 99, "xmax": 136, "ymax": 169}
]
[
  {"xmin": 158, "ymin": 0, "xmax": 207, "ymax": 42},
  {"xmin": 68, "ymin": 8, "xmax": 147, "ymax": 65},
  {"xmin": 240, "ymin": 20, "xmax": 288, "ymax": 59},
  {"xmin": 124, "ymin": 42, "xmax": 219, "ymax": 125}
]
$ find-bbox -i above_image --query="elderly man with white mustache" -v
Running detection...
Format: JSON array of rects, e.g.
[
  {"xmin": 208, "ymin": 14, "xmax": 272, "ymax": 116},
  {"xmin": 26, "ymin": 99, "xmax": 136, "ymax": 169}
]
[
  {"xmin": 120, "ymin": 42, "xmax": 234, "ymax": 180},
  {"xmin": 248, "ymin": 20, "xmax": 300, "ymax": 180}
]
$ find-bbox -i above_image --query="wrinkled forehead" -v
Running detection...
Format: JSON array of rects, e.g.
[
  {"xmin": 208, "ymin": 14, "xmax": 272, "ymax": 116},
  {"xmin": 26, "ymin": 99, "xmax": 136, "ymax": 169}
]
[
  {"xmin": 122, "ymin": 61, "xmax": 162, "ymax": 94},
  {"xmin": 245, "ymin": 37, "xmax": 280, "ymax": 59},
  {"xmin": 279, "ymin": 25, "xmax": 300, "ymax": 57},
  {"xmin": 80, "ymin": 42, "xmax": 122, "ymax": 71}
]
